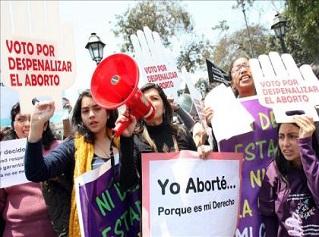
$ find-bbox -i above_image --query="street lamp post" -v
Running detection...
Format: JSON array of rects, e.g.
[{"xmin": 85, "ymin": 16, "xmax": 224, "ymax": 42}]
[
  {"xmin": 271, "ymin": 13, "xmax": 288, "ymax": 53},
  {"xmin": 85, "ymin": 33, "xmax": 105, "ymax": 65}
]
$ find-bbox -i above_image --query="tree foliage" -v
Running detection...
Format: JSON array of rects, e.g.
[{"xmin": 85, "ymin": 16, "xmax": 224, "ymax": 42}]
[
  {"xmin": 284, "ymin": 0, "xmax": 319, "ymax": 64},
  {"xmin": 113, "ymin": 0, "xmax": 193, "ymax": 52},
  {"xmin": 212, "ymin": 24, "xmax": 273, "ymax": 72},
  {"xmin": 233, "ymin": 0, "xmax": 254, "ymax": 9},
  {"xmin": 232, "ymin": 0, "xmax": 319, "ymax": 64},
  {"xmin": 177, "ymin": 39, "xmax": 214, "ymax": 72},
  {"xmin": 112, "ymin": 0, "xmax": 214, "ymax": 72}
]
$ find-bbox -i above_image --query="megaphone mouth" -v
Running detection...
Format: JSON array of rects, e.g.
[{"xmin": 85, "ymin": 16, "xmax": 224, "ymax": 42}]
[
  {"xmin": 111, "ymin": 75, "xmax": 121, "ymax": 85},
  {"xmin": 90, "ymin": 53, "xmax": 140, "ymax": 109}
]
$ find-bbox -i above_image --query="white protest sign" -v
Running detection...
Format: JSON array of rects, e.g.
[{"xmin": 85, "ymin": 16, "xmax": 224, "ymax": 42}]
[
  {"xmin": 142, "ymin": 151, "xmax": 242, "ymax": 237},
  {"xmin": 1, "ymin": 1, "xmax": 76, "ymax": 113},
  {"xmin": 0, "ymin": 138, "xmax": 29, "ymax": 188},
  {"xmin": 250, "ymin": 52, "xmax": 319, "ymax": 123},
  {"xmin": 205, "ymin": 84, "xmax": 254, "ymax": 143},
  {"xmin": 130, "ymin": 26, "xmax": 182, "ymax": 99}
]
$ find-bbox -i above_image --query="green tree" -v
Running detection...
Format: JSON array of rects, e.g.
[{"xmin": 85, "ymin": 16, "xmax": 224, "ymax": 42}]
[
  {"xmin": 210, "ymin": 0, "xmax": 279, "ymax": 72},
  {"xmin": 233, "ymin": 0, "xmax": 319, "ymax": 64},
  {"xmin": 113, "ymin": 0, "xmax": 214, "ymax": 72},
  {"xmin": 212, "ymin": 24, "xmax": 273, "ymax": 72},
  {"xmin": 113, "ymin": 0, "xmax": 193, "ymax": 52},
  {"xmin": 177, "ymin": 39, "xmax": 214, "ymax": 72},
  {"xmin": 283, "ymin": 0, "xmax": 319, "ymax": 64}
]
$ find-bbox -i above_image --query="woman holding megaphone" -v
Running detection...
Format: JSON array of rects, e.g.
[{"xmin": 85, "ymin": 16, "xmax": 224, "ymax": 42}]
[
  {"xmin": 118, "ymin": 82, "xmax": 197, "ymax": 190},
  {"xmin": 24, "ymin": 90, "xmax": 119, "ymax": 237}
]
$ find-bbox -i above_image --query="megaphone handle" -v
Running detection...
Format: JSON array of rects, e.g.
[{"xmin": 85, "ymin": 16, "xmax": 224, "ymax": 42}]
[{"xmin": 113, "ymin": 116, "xmax": 133, "ymax": 137}]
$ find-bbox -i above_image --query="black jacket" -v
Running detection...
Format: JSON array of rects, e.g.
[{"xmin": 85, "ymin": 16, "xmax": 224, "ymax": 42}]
[{"xmin": 119, "ymin": 122, "xmax": 197, "ymax": 190}]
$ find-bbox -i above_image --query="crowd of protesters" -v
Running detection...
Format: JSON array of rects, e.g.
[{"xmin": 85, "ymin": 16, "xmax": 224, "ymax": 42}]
[{"xmin": 1, "ymin": 56, "xmax": 318, "ymax": 237}]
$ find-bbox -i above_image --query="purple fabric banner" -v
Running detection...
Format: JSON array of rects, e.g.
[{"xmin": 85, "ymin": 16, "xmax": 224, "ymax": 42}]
[
  {"xmin": 77, "ymin": 164, "xmax": 140, "ymax": 237},
  {"xmin": 219, "ymin": 98, "xmax": 277, "ymax": 237}
]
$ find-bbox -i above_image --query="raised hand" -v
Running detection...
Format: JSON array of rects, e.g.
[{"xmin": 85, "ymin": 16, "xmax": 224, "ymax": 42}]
[
  {"xmin": 32, "ymin": 101, "xmax": 55, "ymax": 122},
  {"xmin": 203, "ymin": 106, "xmax": 214, "ymax": 127},
  {"xmin": 293, "ymin": 115, "xmax": 316, "ymax": 139},
  {"xmin": 115, "ymin": 111, "xmax": 137, "ymax": 138},
  {"xmin": 28, "ymin": 101, "xmax": 55, "ymax": 142},
  {"xmin": 249, "ymin": 52, "xmax": 319, "ymax": 123},
  {"xmin": 130, "ymin": 26, "xmax": 182, "ymax": 99},
  {"xmin": 1, "ymin": 2, "xmax": 76, "ymax": 113}
]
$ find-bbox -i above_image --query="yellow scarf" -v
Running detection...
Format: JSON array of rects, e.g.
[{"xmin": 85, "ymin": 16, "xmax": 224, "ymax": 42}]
[
  {"xmin": 69, "ymin": 131, "xmax": 119, "ymax": 237},
  {"xmin": 69, "ymin": 134, "xmax": 94, "ymax": 237}
]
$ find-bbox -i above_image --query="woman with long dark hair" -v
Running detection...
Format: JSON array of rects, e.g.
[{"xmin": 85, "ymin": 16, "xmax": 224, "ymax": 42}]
[
  {"xmin": 119, "ymin": 82, "xmax": 197, "ymax": 191},
  {"xmin": 24, "ymin": 90, "xmax": 119, "ymax": 237},
  {"xmin": 259, "ymin": 115, "xmax": 319, "ymax": 236}
]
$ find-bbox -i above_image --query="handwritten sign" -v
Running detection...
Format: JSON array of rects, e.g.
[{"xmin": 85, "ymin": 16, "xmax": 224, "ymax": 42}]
[
  {"xmin": 75, "ymin": 156, "xmax": 140, "ymax": 237},
  {"xmin": 0, "ymin": 138, "xmax": 29, "ymax": 188}
]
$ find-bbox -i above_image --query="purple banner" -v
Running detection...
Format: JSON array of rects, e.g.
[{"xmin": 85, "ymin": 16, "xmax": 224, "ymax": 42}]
[
  {"xmin": 219, "ymin": 98, "xmax": 277, "ymax": 237},
  {"xmin": 77, "ymin": 164, "xmax": 141, "ymax": 237}
]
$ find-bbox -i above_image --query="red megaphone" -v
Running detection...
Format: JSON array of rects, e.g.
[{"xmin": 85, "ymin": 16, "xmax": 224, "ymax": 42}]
[{"xmin": 90, "ymin": 53, "xmax": 155, "ymax": 137}]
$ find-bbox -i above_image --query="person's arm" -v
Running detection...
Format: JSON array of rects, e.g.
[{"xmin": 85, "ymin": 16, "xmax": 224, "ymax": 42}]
[
  {"xmin": 24, "ymin": 138, "xmax": 74, "ymax": 182},
  {"xmin": 117, "ymin": 112, "xmax": 139, "ymax": 191},
  {"xmin": 175, "ymin": 106, "xmax": 195, "ymax": 131},
  {"xmin": 63, "ymin": 118, "xmax": 72, "ymax": 139},
  {"xmin": 119, "ymin": 136, "xmax": 140, "ymax": 191},
  {"xmin": 294, "ymin": 115, "xmax": 319, "ymax": 207},
  {"xmin": 299, "ymin": 137, "xmax": 319, "ymax": 207},
  {"xmin": 25, "ymin": 101, "xmax": 74, "ymax": 181},
  {"xmin": 258, "ymin": 162, "xmax": 279, "ymax": 237}
]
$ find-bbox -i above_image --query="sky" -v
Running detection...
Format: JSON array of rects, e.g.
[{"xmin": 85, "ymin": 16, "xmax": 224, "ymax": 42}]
[
  {"xmin": 0, "ymin": 0, "xmax": 285, "ymax": 123},
  {"xmin": 58, "ymin": 0, "xmax": 285, "ymax": 104}
]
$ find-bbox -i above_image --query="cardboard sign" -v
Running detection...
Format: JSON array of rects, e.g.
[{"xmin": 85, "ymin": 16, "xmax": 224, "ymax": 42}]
[
  {"xmin": 0, "ymin": 138, "xmax": 29, "ymax": 188},
  {"xmin": 1, "ymin": 1, "xmax": 76, "ymax": 113},
  {"xmin": 219, "ymin": 97, "xmax": 277, "ymax": 237},
  {"xmin": 75, "ymin": 155, "xmax": 141, "ymax": 237},
  {"xmin": 205, "ymin": 85, "xmax": 254, "ymax": 143},
  {"xmin": 250, "ymin": 52, "xmax": 319, "ymax": 123},
  {"xmin": 142, "ymin": 150, "xmax": 242, "ymax": 237},
  {"xmin": 130, "ymin": 26, "xmax": 182, "ymax": 99},
  {"xmin": 206, "ymin": 59, "xmax": 230, "ymax": 85}
]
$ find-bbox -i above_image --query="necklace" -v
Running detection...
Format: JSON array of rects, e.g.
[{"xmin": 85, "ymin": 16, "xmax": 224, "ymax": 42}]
[{"xmin": 94, "ymin": 139, "xmax": 111, "ymax": 159}]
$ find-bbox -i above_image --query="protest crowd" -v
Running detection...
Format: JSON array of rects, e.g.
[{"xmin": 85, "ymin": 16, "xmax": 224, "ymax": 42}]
[{"xmin": 1, "ymin": 3, "xmax": 319, "ymax": 237}]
